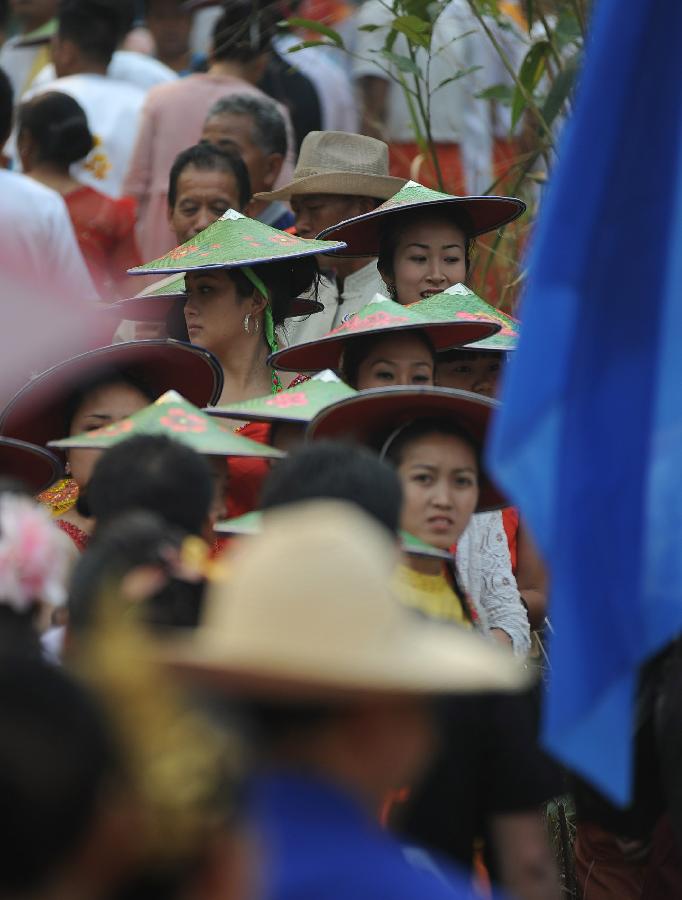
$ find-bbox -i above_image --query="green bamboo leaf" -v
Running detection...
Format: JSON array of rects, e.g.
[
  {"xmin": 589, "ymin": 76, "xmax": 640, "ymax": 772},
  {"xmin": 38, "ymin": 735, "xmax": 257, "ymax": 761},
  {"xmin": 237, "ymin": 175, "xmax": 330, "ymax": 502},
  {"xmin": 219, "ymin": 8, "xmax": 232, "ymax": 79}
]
[
  {"xmin": 524, "ymin": 0, "xmax": 534, "ymax": 32},
  {"xmin": 433, "ymin": 65, "xmax": 481, "ymax": 92},
  {"xmin": 476, "ymin": 83, "xmax": 514, "ymax": 104},
  {"xmin": 285, "ymin": 40, "xmax": 339, "ymax": 53},
  {"xmin": 391, "ymin": 14, "xmax": 431, "ymax": 48},
  {"xmin": 285, "ymin": 17, "xmax": 344, "ymax": 46},
  {"xmin": 541, "ymin": 52, "xmax": 579, "ymax": 127},
  {"xmin": 380, "ymin": 48, "xmax": 421, "ymax": 75},
  {"xmin": 358, "ymin": 23, "xmax": 382, "ymax": 32},
  {"xmin": 511, "ymin": 40, "xmax": 549, "ymax": 128}
]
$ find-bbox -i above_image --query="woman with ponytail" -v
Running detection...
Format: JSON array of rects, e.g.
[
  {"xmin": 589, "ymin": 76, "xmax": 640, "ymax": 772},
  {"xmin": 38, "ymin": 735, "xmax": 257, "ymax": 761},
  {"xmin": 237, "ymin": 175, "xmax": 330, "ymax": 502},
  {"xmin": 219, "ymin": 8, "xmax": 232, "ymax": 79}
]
[{"xmin": 17, "ymin": 90, "xmax": 141, "ymax": 298}]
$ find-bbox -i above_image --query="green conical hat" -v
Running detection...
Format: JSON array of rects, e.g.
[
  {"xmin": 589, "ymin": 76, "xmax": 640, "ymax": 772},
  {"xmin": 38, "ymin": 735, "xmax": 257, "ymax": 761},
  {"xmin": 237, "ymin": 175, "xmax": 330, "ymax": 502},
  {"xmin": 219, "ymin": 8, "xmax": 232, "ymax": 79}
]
[
  {"xmin": 411, "ymin": 283, "xmax": 519, "ymax": 352},
  {"xmin": 207, "ymin": 370, "xmax": 357, "ymax": 425},
  {"xmin": 17, "ymin": 18, "xmax": 57, "ymax": 46},
  {"xmin": 317, "ymin": 180, "xmax": 526, "ymax": 257},
  {"xmin": 48, "ymin": 390, "xmax": 283, "ymax": 460},
  {"xmin": 269, "ymin": 293, "xmax": 499, "ymax": 373},
  {"xmin": 215, "ymin": 510, "xmax": 450, "ymax": 560},
  {"xmin": 128, "ymin": 209, "xmax": 346, "ymax": 276}
]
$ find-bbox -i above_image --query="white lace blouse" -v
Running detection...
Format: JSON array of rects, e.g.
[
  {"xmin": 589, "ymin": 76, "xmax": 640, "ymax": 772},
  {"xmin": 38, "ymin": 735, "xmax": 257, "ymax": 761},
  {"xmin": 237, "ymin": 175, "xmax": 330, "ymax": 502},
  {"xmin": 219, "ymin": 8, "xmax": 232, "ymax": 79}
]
[{"xmin": 456, "ymin": 510, "xmax": 531, "ymax": 656}]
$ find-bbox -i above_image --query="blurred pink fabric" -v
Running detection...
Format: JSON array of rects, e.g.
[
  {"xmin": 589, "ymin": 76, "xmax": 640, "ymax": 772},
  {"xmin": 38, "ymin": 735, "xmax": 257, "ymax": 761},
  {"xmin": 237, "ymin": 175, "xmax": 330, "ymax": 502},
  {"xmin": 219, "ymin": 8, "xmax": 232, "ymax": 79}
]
[{"xmin": 122, "ymin": 74, "xmax": 296, "ymax": 261}]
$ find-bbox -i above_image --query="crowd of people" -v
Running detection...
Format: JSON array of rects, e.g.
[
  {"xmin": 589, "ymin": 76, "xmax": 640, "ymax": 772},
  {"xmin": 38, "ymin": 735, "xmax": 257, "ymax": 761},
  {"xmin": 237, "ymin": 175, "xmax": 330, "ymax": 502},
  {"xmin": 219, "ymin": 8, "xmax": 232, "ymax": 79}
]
[{"xmin": 0, "ymin": 1, "xmax": 678, "ymax": 899}]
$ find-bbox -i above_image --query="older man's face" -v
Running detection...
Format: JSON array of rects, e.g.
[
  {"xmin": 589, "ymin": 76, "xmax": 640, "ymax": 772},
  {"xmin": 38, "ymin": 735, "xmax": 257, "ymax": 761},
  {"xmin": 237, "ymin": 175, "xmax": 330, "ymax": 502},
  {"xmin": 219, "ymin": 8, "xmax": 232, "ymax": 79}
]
[
  {"xmin": 291, "ymin": 194, "xmax": 377, "ymax": 240},
  {"xmin": 202, "ymin": 111, "xmax": 275, "ymax": 195}
]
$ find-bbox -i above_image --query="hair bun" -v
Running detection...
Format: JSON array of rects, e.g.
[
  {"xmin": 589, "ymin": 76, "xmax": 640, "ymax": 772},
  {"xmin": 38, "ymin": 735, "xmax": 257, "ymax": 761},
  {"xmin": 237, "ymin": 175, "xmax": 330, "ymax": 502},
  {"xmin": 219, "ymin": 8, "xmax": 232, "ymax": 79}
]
[{"xmin": 46, "ymin": 115, "xmax": 94, "ymax": 166}]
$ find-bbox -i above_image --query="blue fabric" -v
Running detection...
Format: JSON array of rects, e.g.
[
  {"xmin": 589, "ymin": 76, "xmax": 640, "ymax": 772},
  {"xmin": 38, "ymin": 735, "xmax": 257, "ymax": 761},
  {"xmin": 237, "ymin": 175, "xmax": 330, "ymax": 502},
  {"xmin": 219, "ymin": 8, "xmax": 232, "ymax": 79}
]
[
  {"xmin": 248, "ymin": 771, "xmax": 487, "ymax": 899},
  {"xmin": 488, "ymin": 0, "xmax": 682, "ymax": 805}
]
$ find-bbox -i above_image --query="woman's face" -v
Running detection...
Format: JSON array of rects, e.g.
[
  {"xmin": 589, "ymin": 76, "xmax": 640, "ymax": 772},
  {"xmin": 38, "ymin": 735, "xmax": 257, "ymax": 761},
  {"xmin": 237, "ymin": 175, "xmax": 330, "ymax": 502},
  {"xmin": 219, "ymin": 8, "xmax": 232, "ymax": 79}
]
[
  {"xmin": 436, "ymin": 351, "xmax": 505, "ymax": 398},
  {"xmin": 354, "ymin": 333, "xmax": 434, "ymax": 390},
  {"xmin": 66, "ymin": 382, "xmax": 151, "ymax": 488},
  {"xmin": 184, "ymin": 271, "xmax": 261, "ymax": 356},
  {"xmin": 397, "ymin": 432, "xmax": 479, "ymax": 549},
  {"xmin": 387, "ymin": 218, "xmax": 468, "ymax": 305}
]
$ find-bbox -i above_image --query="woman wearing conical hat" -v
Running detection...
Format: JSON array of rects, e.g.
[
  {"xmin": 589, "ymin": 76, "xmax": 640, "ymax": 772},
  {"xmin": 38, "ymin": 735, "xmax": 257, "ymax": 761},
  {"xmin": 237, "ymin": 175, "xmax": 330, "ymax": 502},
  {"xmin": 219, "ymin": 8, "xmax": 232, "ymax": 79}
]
[
  {"xmin": 127, "ymin": 207, "xmax": 345, "ymax": 517},
  {"xmin": 0, "ymin": 341, "xmax": 223, "ymax": 550}
]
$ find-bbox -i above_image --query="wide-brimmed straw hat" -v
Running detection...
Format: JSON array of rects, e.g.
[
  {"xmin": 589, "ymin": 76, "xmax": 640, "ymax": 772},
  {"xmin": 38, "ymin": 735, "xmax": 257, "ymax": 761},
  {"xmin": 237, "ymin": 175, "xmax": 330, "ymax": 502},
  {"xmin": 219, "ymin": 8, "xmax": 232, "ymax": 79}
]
[
  {"xmin": 206, "ymin": 370, "xmax": 357, "ymax": 425},
  {"xmin": 268, "ymin": 294, "xmax": 500, "ymax": 373},
  {"xmin": 214, "ymin": 508, "xmax": 454, "ymax": 562},
  {"xmin": 0, "ymin": 341, "xmax": 224, "ymax": 456},
  {"xmin": 128, "ymin": 209, "xmax": 345, "ymax": 277},
  {"xmin": 317, "ymin": 180, "xmax": 527, "ymax": 257},
  {"xmin": 254, "ymin": 131, "xmax": 407, "ymax": 204},
  {"xmin": 411, "ymin": 283, "xmax": 519, "ymax": 353},
  {"xmin": 307, "ymin": 385, "xmax": 505, "ymax": 511},
  {"xmin": 102, "ymin": 273, "xmax": 323, "ymax": 324},
  {"xmin": 160, "ymin": 501, "xmax": 527, "ymax": 698},
  {"xmin": 49, "ymin": 391, "xmax": 283, "ymax": 461},
  {"xmin": 0, "ymin": 438, "xmax": 63, "ymax": 493}
]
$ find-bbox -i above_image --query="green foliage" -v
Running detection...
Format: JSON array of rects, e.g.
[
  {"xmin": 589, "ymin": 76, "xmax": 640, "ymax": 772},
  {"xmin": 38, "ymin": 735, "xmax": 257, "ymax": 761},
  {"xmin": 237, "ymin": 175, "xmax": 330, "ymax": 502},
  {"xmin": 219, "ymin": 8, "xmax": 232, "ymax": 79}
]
[{"xmin": 512, "ymin": 40, "xmax": 550, "ymax": 127}]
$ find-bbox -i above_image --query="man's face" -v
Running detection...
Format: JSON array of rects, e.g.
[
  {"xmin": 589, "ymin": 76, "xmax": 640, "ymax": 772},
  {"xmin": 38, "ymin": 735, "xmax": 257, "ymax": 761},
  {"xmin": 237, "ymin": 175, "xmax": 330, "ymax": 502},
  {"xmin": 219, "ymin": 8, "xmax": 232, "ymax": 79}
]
[
  {"xmin": 202, "ymin": 111, "xmax": 278, "ymax": 195},
  {"xmin": 291, "ymin": 194, "xmax": 376, "ymax": 240},
  {"xmin": 168, "ymin": 164, "xmax": 243, "ymax": 245},
  {"xmin": 145, "ymin": 0, "xmax": 192, "ymax": 63}
]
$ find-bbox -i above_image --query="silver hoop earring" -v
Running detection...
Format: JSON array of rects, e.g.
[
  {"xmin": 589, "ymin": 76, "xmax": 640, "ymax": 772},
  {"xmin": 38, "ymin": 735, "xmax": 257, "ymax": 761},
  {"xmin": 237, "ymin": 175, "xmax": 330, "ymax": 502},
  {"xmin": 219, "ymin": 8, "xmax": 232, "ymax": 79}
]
[
  {"xmin": 64, "ymin": 461, "xmax": 71, "ymax": 476},
  {"xmin": 254, "ymin": 318, "xmax": 260, "ymax": 333},
  {"xmin": 243, "ymin": 313, "xmax": 252, "ymax": 334}
]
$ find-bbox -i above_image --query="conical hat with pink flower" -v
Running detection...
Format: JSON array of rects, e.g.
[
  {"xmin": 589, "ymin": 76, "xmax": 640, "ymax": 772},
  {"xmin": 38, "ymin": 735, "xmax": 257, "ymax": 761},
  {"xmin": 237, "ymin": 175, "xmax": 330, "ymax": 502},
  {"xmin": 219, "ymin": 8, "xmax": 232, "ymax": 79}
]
[
  {"xmin": 206, "ymin": 370, "xmax": 357, "ymax": 425},
  {"xmin": 128, "ymin": 209, "xmax": 346, "ymax": 276},
  {"xmin": 410, "ymin": 283, "xmax": 519, "ymax": 352},
  {"xmin": 268, "ymin": 294, "xmax": 500, "ymax": 373},
  {"xmin": 48, "ymin": 391, "xmax": 283, "ymax": 460},
  {"xmin": 317, "ymin": 180, "xmax": 526, "ymax": 257}
]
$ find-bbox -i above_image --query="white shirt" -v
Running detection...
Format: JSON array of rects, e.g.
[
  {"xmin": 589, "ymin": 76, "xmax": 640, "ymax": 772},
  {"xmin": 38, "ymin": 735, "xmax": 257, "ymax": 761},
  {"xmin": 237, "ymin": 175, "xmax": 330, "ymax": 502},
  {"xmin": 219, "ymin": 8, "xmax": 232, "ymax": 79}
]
[
  {"xmin": 0, "ymin": 36, "xmax": 52, "ymax": 100},
  {"xmin": 275, "ymin": 35, "xmax": 359, "ymax": 134},
  {"xmin": 24, "ymin": 73, "xmax": 145, "ymax": 198},
  {"xmin": 0, "ymin": 169, "xmax": 96, "ymax": 300},
  {"xmin": 281, "ymin": 261, "xmax": 386, "ymax": 347},
  {"xmin": 353, "ymin": 0, "xmax": 493, "ymax": 192},
  {"xmin": 456, "ymin": 510, "xmax": 531, "ymax": 655}
]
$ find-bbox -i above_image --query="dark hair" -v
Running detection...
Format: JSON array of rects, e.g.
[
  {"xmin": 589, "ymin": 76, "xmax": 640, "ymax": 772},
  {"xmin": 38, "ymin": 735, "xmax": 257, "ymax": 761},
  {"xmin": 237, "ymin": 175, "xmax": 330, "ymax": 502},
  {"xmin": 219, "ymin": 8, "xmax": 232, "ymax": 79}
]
[
  {"xmin": 377, "ymin": 208, "xmax": 475, "ymax": 298},
  {"xmin": 0, "ymin": 66, "xmax": 13, "ymax": 147},
  {"xmin": 206, "ymin": 93, "xmax": 287, "ymax": 158},
  {"xmin": 63, "ymin": 369, "xmax": 158, "ymax": 436},
  {"xmin": 436, "ymin": 348, "xmax": 505, "ymax": 364},
  {"xmin": 340, "ymin": 329, "xmax": 436, "ymax": 388},
  {"xmin": 69, "ymin": 510, "xmax": 206, "ymax": 634},
  {"xmin": 80, "ymin": 435, "xmax": 214, "ymax": 536},
  {"xmin": 57, "ymin": 0, "xmax": 133, "ymax": 66},
  {"xmin": 18, "ymin": 91, "xmax": 94, "ymax": 167},
  {"xmin": 260, "ymin": 440, "xmax": 402, "ymax": 537},
  {"xmin": 382, "ymin": 417, "xmax": 481, "ymax": 475},
  {"xmin": 211, "ymin": 0, "xmax": 276, "ymax": 63},
  {"xmin": 0, "ymin": 658, "xmax": 121, "ymax": 895},
  {"xmin": 167, "ymin": 142, "xmax": 251, "ymax": 211}
]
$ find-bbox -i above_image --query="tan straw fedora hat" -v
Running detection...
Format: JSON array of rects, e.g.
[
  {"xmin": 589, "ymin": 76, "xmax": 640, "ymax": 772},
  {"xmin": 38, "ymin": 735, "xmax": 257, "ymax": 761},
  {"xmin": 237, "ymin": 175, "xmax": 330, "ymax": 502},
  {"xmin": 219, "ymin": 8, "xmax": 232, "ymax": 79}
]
[
  {"xmin": 254, "ymin": 131, "xmax": 407, "ymax": 204},
  {"xmin": 159, "ymin": 501, "xmax": 528, "ymax": 698}
]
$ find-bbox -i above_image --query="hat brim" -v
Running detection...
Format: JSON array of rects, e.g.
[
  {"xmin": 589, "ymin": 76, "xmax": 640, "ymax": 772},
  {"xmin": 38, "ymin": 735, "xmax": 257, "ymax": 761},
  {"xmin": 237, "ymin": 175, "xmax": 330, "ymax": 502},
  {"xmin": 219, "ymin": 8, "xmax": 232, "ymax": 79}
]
[
  {"xmin": 254, "ymin": 172, "xmax": 407, "ymax": 204},
  {"xmin": 268, "ymin": 318, "xmax": 499, "ymax": 373},
  {"xmin": 317, "ymin": 195, "xmax": 527, "ymax": 257},
  {"xmin": 0, "ymin": 438, "xmax": 63, "ymax": 493},
  {"xmin": 0, "ymin": 341, "xmax": 224, "ymax": 456},
  {"xmin": 155, "ymin": 614, "xmax": 530, "ymax": 699},
  {"xmin": 307, "ymin": 386, "xmax": 505, "ymax": 512}
]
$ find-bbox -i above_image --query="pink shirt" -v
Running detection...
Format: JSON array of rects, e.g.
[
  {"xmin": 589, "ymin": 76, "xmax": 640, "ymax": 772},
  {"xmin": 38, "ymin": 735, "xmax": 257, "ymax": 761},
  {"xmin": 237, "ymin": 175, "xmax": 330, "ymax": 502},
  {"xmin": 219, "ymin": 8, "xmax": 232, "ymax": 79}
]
[{"xmin": 123, "ymin": 73, "xmax": 295, "ymax": 261}]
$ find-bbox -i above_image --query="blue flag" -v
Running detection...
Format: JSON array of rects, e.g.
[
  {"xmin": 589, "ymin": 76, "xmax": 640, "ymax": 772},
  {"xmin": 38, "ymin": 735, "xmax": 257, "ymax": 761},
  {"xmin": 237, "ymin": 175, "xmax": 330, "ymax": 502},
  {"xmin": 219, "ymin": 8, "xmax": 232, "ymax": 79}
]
[{"xmin": 488, "ymin": 0, "xmax": 682, "ymax": 804}]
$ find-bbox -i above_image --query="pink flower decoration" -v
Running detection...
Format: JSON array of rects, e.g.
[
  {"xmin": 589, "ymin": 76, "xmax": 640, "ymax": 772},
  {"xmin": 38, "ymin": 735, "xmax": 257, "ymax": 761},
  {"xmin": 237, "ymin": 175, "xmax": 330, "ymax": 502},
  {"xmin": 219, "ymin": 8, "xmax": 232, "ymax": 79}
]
[
  {"xmin": 328, "ymin": 311, "xmax": 409, "ymax": 335},
  {"xmin": 265, "ymin": 392, "xmax": 308, "ymax": 408},
  {"xmin": 90, "ymin": 419, "xmax": 134, "ymax": 439},
  {"xmin": 160, "ymin": 408, "xmax": 207, "ymax": 433},
  {"xmin": 169, "ymin": 244, "xmax": 199, "ymax": 260},
  {"xmin": 0, "ymin": 496, "xmax": 69, "ymax": 611}
]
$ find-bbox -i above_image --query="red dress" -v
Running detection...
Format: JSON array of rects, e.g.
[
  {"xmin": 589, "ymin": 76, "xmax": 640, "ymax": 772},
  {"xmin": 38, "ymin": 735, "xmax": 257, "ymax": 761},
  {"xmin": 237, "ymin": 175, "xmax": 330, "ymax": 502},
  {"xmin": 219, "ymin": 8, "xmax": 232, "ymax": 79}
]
[
  {"xmin": 226, "ymin": 422, "xmax": 273, "ymax": 518},
  {"xmin": 64, "ymin": 186, "xmax": 141, "ymax": 297},
  {"xmin": 56, "ymin": 518, "xmax": 89, "ymax": 552}
]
